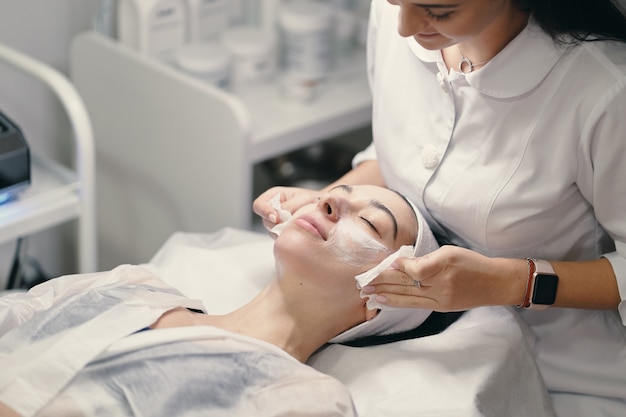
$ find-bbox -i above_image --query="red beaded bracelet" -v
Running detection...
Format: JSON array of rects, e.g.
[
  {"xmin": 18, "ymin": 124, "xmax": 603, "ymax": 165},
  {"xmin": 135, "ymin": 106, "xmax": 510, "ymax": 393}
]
[{"xmin": 517, "ymin": 258, "xmax": 536, "ymax": 309}]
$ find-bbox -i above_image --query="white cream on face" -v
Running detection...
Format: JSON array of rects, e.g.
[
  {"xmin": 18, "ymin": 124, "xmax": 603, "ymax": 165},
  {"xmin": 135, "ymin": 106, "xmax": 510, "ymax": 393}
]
[
  {"xmin": 269, "ymin": 193, "xmax": 393, "ymax": 266},
  {"xmin": 326, "ymin": 218, "xmax": 391, "ymax": 266}
]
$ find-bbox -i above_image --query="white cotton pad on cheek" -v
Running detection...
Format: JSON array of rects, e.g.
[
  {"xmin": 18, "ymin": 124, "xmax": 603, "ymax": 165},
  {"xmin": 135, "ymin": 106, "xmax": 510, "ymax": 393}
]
[
  {"xmin": 269, "ymin": 193, "xmax": 293, "ymax": 236},
  {"xmin": 355, "ymin": 245, "xmax": 414, "ymax": 311}
]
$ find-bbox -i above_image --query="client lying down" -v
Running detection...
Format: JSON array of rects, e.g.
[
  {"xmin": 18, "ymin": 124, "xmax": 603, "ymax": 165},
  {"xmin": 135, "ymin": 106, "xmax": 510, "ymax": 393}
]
[{"xmin": 0, "ymin": 185, "xmax": 450, "ymax": 417}]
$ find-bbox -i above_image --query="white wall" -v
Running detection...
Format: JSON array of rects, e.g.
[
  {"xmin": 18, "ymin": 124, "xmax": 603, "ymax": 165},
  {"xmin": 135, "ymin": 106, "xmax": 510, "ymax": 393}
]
[{"xmin": 0, "ymin": 0, "xmax": 98, "ymax": 285}]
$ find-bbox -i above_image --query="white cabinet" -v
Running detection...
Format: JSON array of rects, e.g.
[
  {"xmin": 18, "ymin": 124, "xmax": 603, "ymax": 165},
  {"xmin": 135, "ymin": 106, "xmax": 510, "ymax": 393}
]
[
  {"xmin": 0, "ymin": 42, "xmax": 97, "ymax": 274},
  {"xmin": 70, "ymin": 31, "xmax": 372, "ymax": 269}
]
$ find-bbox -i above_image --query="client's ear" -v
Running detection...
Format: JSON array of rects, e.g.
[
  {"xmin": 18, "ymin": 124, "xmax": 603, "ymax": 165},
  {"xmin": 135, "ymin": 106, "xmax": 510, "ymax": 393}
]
[{"xmin": 365, "ymin": 308, "xmax": 380, "ymax": 321}]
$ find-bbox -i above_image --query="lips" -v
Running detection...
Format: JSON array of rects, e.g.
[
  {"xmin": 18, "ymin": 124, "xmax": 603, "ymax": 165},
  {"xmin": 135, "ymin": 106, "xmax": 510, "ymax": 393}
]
[{"xmin": 295, "ymin": 214, "xmax": 327, "ymax": 240}]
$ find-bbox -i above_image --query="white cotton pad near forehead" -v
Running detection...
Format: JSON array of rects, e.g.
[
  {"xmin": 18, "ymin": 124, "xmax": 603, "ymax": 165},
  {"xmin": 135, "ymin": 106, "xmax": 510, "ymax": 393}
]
[{"xmin": 329, "ymin": 199, "xmax": 439, "ymax": 344}]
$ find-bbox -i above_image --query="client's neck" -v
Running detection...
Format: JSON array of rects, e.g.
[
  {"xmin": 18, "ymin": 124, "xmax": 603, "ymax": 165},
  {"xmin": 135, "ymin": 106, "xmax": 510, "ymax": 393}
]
[{"xmin": 205, "ymin": 279, "xmax": 361, "ymax": 362}]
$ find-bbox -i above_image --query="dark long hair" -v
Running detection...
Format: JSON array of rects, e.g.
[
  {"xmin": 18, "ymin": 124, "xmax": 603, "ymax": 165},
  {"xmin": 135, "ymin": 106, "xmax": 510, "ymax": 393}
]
[{"xmin": 514, "ymin": 0, "xmax": 626, "ymax": 44}]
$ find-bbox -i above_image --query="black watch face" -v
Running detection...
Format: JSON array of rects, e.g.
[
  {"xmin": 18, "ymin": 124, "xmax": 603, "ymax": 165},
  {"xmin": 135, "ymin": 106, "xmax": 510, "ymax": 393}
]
[{"xmin": 532, "ymin": 274, "xmax": 559, "ymax": 305}]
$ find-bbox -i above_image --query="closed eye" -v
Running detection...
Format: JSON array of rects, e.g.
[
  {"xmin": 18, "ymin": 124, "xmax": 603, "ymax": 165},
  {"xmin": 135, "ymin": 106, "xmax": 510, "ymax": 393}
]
[
  {"xmin": 329, "ymin": 184, "xmax": 398, "ymax": 240},
  {"xmin": 360, "ymin": 216, "xmax": 381, "ymax": 238},
  {"xmin": 423, "ymin": 7, "xmax": 454, "ymax": 21}
]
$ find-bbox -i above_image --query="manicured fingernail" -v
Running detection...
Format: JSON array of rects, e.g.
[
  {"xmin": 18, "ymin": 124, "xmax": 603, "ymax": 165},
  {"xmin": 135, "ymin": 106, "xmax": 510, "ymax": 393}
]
[
  {"xmin": 362, "ymin": 285, "xmax": 375, "ymax": 293},
  {"xmin": 269, "ymin": 214, "xmax": 277, "ymax": 223},
  {"xmin": 391, "ymin": 261, "xmax": 399, "ymax": 269},
  {"xmin": 375, "ymin": 295, "xmax": 388, "ymax": 303}
]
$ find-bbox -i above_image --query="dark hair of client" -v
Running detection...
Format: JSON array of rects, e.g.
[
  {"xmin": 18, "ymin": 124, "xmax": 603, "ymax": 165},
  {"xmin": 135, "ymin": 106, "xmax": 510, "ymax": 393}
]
[{"xmin": 341, "ymin": 311, "xmax": 466, "ymax": 347}]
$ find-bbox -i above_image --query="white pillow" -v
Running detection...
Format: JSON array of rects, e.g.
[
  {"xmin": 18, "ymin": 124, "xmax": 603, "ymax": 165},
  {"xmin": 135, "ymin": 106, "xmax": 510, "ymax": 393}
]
[{"xmin": 147, "ymin": 228, "xmax": 275, "ymax": 314}]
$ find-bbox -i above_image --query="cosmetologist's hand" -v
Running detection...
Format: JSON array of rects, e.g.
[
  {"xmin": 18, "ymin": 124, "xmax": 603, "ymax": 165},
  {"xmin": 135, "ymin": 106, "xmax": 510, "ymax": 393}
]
[
  {"xmin": 253, "ymin": 186, "xmax": 322, "ymax": 231},
  {"xmin": 361, "ymin": 246, "xmax": 526, "ymax": 311}
]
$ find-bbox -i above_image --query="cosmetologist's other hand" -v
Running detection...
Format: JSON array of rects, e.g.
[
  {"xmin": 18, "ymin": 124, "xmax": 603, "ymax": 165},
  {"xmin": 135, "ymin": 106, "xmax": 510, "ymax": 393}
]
[{"xmin": 253, "ymin": 186, "xmax": 322, "ymax": 231}]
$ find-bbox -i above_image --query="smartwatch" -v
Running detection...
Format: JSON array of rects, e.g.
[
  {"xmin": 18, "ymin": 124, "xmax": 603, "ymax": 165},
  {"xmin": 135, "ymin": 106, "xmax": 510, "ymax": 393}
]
[{"xmin": 528, "ymin": 259, "xmax": 559, "ymax": 310}]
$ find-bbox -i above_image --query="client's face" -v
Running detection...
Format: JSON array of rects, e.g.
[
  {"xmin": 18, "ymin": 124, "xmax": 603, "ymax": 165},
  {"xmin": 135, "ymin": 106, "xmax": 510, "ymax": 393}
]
[{"xmin": 273, "ymin": 185, "xmax": 418, "ymax": 292}]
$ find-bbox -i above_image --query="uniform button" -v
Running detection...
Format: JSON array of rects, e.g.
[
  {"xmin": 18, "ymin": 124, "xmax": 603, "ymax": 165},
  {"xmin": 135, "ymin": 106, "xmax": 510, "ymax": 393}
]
[{"xmin": 422, "ymin": 145, "xmax": 440, "ymax": 169}]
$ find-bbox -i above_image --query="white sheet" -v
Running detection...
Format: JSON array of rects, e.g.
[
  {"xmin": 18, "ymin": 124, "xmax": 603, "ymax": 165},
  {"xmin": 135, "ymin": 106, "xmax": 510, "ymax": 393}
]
[
  {"xmin": 0, "ymin": 265, "xmax": 357, "ymax": 417},
  {"xmin": 147, "ymin": 228, "xmax": 556, "ymax": 417}
]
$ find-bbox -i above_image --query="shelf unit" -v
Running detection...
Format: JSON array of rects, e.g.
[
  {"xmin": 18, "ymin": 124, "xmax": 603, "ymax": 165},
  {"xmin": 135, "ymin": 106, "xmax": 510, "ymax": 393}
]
[
  {"xmin": 0, "ymin": 41, "xmax": 97, "ymax": 273},
  {"xmin": 70, "ymin": 31, "xmax": 372, "ymax": 269}
]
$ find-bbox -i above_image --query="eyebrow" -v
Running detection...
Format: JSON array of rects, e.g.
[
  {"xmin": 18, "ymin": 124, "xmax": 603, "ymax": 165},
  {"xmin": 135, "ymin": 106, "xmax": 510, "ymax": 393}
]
[
  {"xmin": 331, "ymin": 185, "xmax": 399, "ymax": 240},
  {"xmin": 414, "ymin": 3, "xmax": 459, "ymax": 8}
]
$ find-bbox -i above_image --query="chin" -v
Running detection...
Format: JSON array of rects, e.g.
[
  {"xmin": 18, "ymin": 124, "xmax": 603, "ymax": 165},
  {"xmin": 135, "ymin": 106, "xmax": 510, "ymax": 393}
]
[
  {"xmin": 413, "ymin": 35, "xmax": 454, "ymax": 51},
  {"xmin": 273, "ymin": 233, "xmax": 317, "ymax": 266}
]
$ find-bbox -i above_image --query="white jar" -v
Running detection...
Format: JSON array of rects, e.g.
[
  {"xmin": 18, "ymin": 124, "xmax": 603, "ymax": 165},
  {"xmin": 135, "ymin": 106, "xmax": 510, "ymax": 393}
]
[
  {"xmin": 277, "ymin": 1, "xmax": 334, "ymax": 82},
  {"xmin": 118, "ymin": 0, "xmax": 188, "ymax": 62},
  {"xmin": 185, "ymin": 0, "xmax": 230, "ymax": 42},
  {"xmin": 221, "ymin": 27, "xmax": 277, "ymax": 91},
  {"xmin": 173, "ymin": 42, "xmax": 232, "ymax": 89}
]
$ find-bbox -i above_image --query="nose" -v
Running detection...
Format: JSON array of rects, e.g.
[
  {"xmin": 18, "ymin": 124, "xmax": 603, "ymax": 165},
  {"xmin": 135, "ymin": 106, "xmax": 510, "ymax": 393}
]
[
  {"xmin": 390, "ymin": 1, "xmax": 430, "ymax": 38},
  {"xmin": 318, "ymin": 193, "xmax": 348, "ymax": 222}
]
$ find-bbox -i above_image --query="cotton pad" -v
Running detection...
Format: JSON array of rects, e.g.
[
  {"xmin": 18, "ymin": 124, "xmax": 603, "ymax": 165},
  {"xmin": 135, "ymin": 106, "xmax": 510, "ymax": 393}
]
[
  {"xmin": 269, "ymin": 193, "xmax": 293, "ymax": 236},
  {"xmin": 355, "ymin": 245, "xmax": 414, "ymax": 310}
]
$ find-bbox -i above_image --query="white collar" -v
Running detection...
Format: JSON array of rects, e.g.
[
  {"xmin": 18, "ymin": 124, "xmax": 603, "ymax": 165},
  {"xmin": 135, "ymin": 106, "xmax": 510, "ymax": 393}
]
[{"xmin": 406, "ymin": 20, "xmax": 567, "ymax": 98}]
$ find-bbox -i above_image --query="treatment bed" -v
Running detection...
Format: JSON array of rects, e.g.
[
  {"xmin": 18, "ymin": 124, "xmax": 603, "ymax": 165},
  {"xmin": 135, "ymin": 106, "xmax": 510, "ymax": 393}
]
[{"xmin": 147, "ymin": 227, "xmax": 556, "ymax": 417}]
